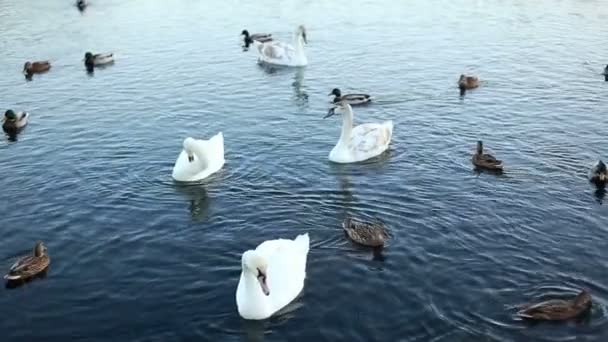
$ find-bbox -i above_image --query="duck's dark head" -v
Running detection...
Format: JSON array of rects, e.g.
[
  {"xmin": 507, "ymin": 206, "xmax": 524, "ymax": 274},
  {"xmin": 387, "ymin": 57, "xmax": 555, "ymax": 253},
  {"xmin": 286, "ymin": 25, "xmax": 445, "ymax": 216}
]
[
  {"xmin": 23, "ymin": 62, "xmax": 32, "ymax": 74},
  {"xmin": 4, "ymin": 110, "xmax": 16, "ymax": 122},
  {"xmin": 329, "ymin": 88, "xmax": 341, "ymax": 98},
  {"xmin": 241, "ymin": 30, "xmax": 250, "ymax": 38},
  {"xmin": 573, "ymin": 289, "xmax": 592, "ymax": 309},
  {"xmin": 34, "ymin": 241, "xmax": 47, "ymax": 257},
  {"xmin": 459, "ymin": 83, "xmax": 467, "ymax": 96},
  {"xmin": 476, "ymin": 140, "xmax": 483, "ymax": 154},
  {"xmin": 77, "ymin": 0, "xmax": 86, "ymax": 10}
]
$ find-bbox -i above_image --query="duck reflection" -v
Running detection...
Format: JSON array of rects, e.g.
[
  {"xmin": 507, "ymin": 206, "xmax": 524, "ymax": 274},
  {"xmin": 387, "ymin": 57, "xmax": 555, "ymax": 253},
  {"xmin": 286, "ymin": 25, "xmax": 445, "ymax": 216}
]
[{"xmin": 173, "ymin": 184, "xmax": 210, "ymax": 221}]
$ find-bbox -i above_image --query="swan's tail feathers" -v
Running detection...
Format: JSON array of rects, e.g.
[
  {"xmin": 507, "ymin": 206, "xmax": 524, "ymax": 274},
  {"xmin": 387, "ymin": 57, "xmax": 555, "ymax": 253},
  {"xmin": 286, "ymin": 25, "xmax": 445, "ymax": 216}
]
[
  {"xmin": 383, "ymin": 120, "xmax": 393, "ymax": 144},
  {"xmin": 294, "ymin": 233, "xmax": 310, "ymax": 254},
  {"xmin": 210, "ymin": 132, "xmax": 225, "ymax": 161}
]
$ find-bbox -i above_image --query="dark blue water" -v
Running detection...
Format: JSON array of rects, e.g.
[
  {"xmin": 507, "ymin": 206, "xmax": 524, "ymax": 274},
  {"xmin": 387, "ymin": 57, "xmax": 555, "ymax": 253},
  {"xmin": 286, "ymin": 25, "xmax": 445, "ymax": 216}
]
[{"xmin": 1, "ymin": 0, "xmax": 608, "ymax": 341}]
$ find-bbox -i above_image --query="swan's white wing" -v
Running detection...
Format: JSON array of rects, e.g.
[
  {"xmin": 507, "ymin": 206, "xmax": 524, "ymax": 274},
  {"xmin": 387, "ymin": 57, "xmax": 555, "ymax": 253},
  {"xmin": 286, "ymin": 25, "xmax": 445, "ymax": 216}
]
[
  {"xmin": 257, "ymin": 41, "xmax": 296, "ymax": 65},
  {"xmin": 348, "ymin": 122, "xmax": 393, "ymax": 161}
]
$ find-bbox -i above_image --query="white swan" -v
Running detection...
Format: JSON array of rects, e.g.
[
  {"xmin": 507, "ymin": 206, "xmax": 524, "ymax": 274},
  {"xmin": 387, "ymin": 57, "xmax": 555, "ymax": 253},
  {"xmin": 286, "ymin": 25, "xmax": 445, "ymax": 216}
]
[
  {"xmin": 236, "ymin": 233, "xmax": 309, "ymax": 320},
  {"xmin": 172, "ymin": 132, "xmax": 225, "ymax": 182},
  {"xmin": 324, "ymin": 102, "xmax": 393, "ymax": 163},
  {"xmin": 255, "ymin": 25, "xmax": 307, "ymax": 67}
]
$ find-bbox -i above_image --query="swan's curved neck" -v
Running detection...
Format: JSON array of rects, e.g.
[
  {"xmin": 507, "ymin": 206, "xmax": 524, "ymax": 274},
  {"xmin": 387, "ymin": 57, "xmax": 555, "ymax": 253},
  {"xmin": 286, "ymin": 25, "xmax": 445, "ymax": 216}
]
[
  {"xmin": 338, "ymin": 106, "xmax": 354, "ymax": 144},
  {"xmin": 294, "ymin": 32, "xmax": 306, "ymax": 59},
  {"xmin": 240, "ymin": 270, "xmax": 268, "ymax": 311}
]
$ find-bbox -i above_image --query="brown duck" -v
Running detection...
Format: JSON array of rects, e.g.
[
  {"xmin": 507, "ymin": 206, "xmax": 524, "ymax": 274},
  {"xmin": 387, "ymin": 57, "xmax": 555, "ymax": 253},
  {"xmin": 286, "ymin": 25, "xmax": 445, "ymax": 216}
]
[
  {"xmin": 4, "ymin": 241, "xmax": 50, "ymax": 281},
  {"xmin": 23, "ymin": 61, "xmax": 51, "ymax": 78},
  {"xmin": 342, "ymin": 217, "xmax": 388, "ymax": 247},
  {"xmin": 517, "ymin": 289, "xmax": 592, "ymax": 321},
  {"xmin": 472, "ymin": 141, "xmax": 503, "ymax": 171},
  {"xmin": 458, "ymin": 74, "xmax": 479, "ymax": 96}
]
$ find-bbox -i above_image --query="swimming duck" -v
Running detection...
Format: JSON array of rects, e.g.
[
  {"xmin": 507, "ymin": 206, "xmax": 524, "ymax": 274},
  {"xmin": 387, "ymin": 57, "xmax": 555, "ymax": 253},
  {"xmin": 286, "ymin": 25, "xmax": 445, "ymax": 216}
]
[
  {"xmin": 2, "ymin": 110, "xmax": 29, "ymax": 133},
  {"xmin": 324, "ymin": 102, "xmax": 393, "ymax": 163},
  {"xmin": 458, "ymin": 74, "xmax": 479, "ymax": 96},
  {"xmin": 4, "ymin": 241, "xmax": 50, "ymax": 281},
  {"xmin": 329, "ymin": 88, "xmax": 372, "ymax": 105},
  {"xmin": 241, "ymin": 30, "xmax": 272, "ymax": 48},
  {"xmin": 23, "ymin": 61, "xmax": 51, "ymax": 78},
  {"xmin": 589, "ymin": 160, "xmax": 607, "ymax": 185},
  {"xmin": 76, "ymin": 0, "xmax": 87, "ymax": 10},
  {"xmin": 84, "ymin": 52, "xmax": 114, "ymax": 71},
  {"xmin": 342, "ymin": 217, "xmax": 388, "ymax": 247},
  {"xmin": 517, "ymin": 289, "xmax": 592, "ymax": 321},
  {"xmin": 256, "ymin": 25, "xmax": 307, "ymax": 67},
  {"xmin": 472, "ymin": 141, "xmax": 503, "ymax": 171}
]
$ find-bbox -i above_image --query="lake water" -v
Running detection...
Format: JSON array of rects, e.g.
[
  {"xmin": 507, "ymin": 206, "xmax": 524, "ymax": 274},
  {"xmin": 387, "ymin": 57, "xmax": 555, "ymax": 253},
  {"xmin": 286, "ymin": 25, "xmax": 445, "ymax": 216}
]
[{"xmin": 1, "ymin": 0, "xmax": 608, "ymax": 341}]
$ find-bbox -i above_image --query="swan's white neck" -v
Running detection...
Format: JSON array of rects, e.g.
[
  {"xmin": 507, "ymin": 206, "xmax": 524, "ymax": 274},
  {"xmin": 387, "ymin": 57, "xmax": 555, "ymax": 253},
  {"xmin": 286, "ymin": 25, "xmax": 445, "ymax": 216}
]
[
  {"xmin": 239, "ymin": 269, "xmax": 270, "ymax": 317},
  {"xmin": 293, "ymin": 31, "xmax": 307, "ymax": 64},
  {"xmin": 337, "ymin": 106, "xmax": 354, "ymax": 146},
  {"xmin": 186, "ymin": 141, "xmax": 209, "ymax": 167}
]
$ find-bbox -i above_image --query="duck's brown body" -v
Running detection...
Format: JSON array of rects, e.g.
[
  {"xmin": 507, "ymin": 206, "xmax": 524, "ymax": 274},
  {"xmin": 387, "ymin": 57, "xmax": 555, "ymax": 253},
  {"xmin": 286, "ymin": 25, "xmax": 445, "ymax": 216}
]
[
  {"xmin": 458, "ymin": 74, "xmax": 479, "ymax": 95},
  {"xmin": 4, "ymin": 242, "xmax": 50, "ymax": 281},
  {"xmin": 472, "ymin": 141, "xmax": 503, "ymax": 171},
  {"xmin": 23, "ymin": 61, "xmax": 51, "ymax": 76},
  {"xmin": 342, "ymin": 217, "xmax": 388, "ymax": 247},
  {"xmin": 517, "ymin": 290, "xmax": 592, "ymax": 321}
]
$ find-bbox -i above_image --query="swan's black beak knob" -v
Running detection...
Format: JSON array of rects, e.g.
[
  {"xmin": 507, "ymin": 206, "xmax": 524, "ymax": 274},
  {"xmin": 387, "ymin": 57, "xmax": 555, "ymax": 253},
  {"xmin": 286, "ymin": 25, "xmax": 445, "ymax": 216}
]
[
  {"xmin": 324, "ymin": 107, "xmax": 335, "ymax": 119},
  {"xmin": 188, "ymin": 155, "xmax": 194, "ymax": 162}
]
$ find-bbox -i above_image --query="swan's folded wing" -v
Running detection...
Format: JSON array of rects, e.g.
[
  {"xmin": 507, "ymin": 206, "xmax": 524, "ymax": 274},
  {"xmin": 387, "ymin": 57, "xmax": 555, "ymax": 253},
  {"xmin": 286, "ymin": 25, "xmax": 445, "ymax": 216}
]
[{"xmin": 349, "ymin": 123, "xmax": 392, "ymax": 158}]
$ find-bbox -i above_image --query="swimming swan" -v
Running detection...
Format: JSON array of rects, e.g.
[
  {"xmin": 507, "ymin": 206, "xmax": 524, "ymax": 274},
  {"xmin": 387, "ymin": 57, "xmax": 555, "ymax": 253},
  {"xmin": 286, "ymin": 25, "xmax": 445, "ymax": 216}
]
[
  {"xmin": 172, "ymin": 132, "xmax": 225, "ymax": 182},
  {"xmin": 324, "ymin": 102, "xmax": 393, "ymax": 163},
  {"xmin": 236, "ymin": 233, "xmax": 309, "ymax": 320},
  {"xmin": 255, "ymin": 25, "xmax": 307, "ymax": 67}
]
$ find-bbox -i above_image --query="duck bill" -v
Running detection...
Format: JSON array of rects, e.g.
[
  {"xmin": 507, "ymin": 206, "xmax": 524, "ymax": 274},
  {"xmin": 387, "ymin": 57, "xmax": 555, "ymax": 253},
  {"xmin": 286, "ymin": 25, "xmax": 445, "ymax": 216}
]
[
  {"xmin": 257, "ymin": 269, "xmax": 270, "ymax": 296},
  {"xmin": 323, "ymin": 108, "xmax": 335, "ymax": 119}
]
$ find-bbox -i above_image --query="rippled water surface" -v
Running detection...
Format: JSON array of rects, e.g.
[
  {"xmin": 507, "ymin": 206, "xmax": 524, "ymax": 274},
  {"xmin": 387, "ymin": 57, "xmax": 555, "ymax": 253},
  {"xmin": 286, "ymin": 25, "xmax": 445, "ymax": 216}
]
[{"xmin": 1, "ymin": 0, "xmax": 608, "ymax": 341}]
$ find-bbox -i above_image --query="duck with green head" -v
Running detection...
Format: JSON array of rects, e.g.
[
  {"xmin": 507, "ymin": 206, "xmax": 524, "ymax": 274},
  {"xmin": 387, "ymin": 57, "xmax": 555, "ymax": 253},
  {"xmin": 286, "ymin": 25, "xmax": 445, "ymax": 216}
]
[{"xmin": 2, "ymin": 110, "xmax": 29, "ymax": 133}]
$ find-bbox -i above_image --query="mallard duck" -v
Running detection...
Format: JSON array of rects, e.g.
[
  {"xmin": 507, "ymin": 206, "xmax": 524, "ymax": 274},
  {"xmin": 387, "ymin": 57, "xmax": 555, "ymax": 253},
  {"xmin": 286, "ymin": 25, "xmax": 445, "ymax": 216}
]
[
  {"xmin": 4, "ymin": 241, "xmax": 50, "ymax": 281},
  {"xmin": 76, "ymin": 0, "xmax": 87, "ymax": 10},
  {"xmin": 241, "ymin": 30, "xmax": 272, "ymax": 48},
  {"xmin": 84, "ymin": 52, "xmax": 114, "ymax": 71},
  {"xmin": 2, "ymin": 110, "xmax": 29, "ymax": 133},
  {"xmin": 458, "ymin": 74, "xmax": 479, "ymax": 96},
  {"xmin": 517, "ymin": 289, "xmax": 592, "ymax": 321},
  {"xmin": 590, "ymin": 160, "xmax": 607, "ymax": 185},
  {"xmin": 472, "ymin": 140, "xmax": 503, "ymax": 171},
  {"xmin": 23, "ymin": 61, "xmax": 51, "ymax": 78},
  {"xmin": 329, "ymin": 88, "xmax": 372, "ymax": 105},
  {"xmin": 342, "ymin": 217, "xmax": 388, "ymax": 247}
]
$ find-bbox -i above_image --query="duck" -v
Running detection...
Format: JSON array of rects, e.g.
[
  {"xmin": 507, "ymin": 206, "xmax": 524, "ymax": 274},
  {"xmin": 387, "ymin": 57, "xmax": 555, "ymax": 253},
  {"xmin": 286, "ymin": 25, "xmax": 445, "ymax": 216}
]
[
  {"xmin": 241, "ymin": 30, "xmax": 272, "ymax": 48},
  {"xmin": 236, "ymin": 233, "xmax": 309, "ymax": 320},
  {"xmin": 76, "ymin": 0, "xmax": 87, "ymax": 10},
  {"xmin": 517, "ymin": 289, "xmax": 592, "ymax": 321},
  {"xmin": 589, "ymin": 160, "xmax": 607, "ymax": 185},
  {"xmin": 4, "ymin": 241, "xmax": 50, "ymax": 281},
  {"xmin": 324, "ymin": 101, "xmax": 393, "ymax": 163},
  {"xmin": 23, "ymin": 61, "xmax": 51, "ymax": 78},
  {"xmin": 2, "ymin": 110, "xmax": 29, "ymax": 133},
  {"xmin": 255, "ymin": 25, "xmax": 307, "ymax": 67},
  {"xmin": 84, "ymin": 52, "xmax": 114, "ymax": 71},
  {"xmin": 343, "ymin": 217, "xmax": 388, "ymax": 247},
  {"xmin": 329, "ymin": 88, "xmax": 372, "ymax": 105},
  {"xmin": 458, "ymin": 74, "xmax": 479, "ymax": 96},
  {"xmin": 172, "ymin": 132, "xmax": 225, "ymax": 182},
  {"xmin": 604, "ymin": 64, "xmax": 608, "ymax": 82},
  {"xmin": 472, "ymin": 141, "xmax": 503, "ymax": 171}
]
